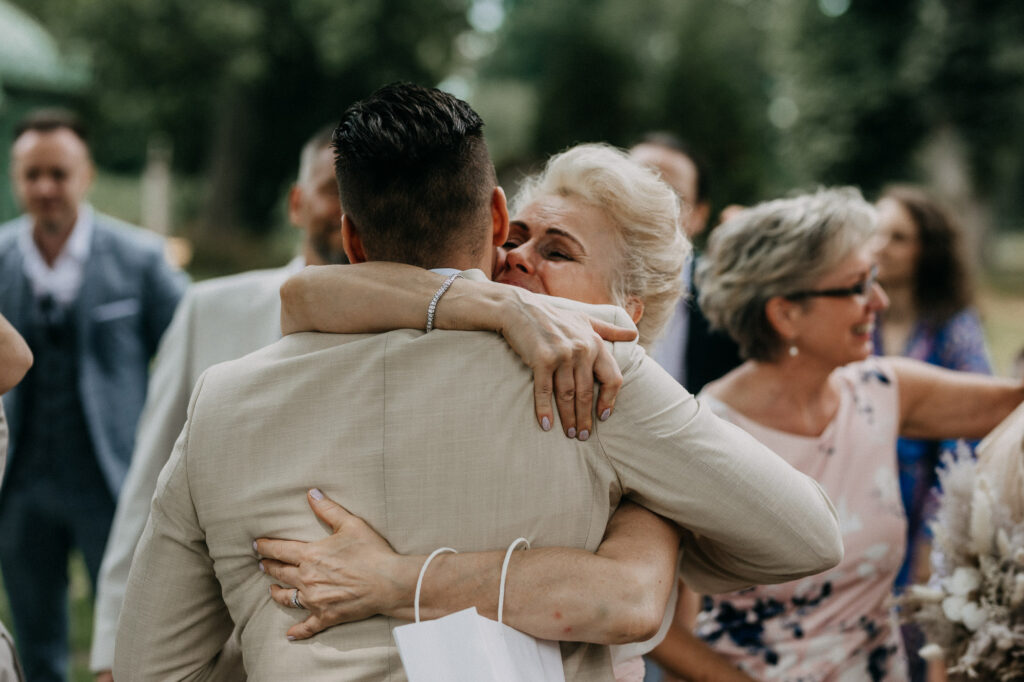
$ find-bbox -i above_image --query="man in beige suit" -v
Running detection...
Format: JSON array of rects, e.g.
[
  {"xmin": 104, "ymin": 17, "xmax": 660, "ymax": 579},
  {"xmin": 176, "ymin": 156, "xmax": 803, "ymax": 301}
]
[
  {"xmin": 92, "ymin": 127, "xmax": 346, "ymax": 679},
  {"xmin": 115, "ymin": 84, "xmax": 841, "ymax": 681}
]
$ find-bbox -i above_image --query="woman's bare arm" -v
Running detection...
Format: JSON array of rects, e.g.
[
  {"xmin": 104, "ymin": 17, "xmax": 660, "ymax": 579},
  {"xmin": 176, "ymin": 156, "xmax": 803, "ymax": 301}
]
[
  {"xmin": 280, "ymin": 262, "xmax": 637, "ymax": 439},
  {"xmin": 0, "ymin": 313, "xmax": 32, "ymax": 394},
  {"xmin": 892, "ymin": 357, "xmax": 1024, "ymax": 440},
  {"xmin": 280, "ymin": 263, "xmax": 475, "ymax": 336},
  {"xmin": 257, "ymin": 491, "xmax": 680, "ymax": 644}
]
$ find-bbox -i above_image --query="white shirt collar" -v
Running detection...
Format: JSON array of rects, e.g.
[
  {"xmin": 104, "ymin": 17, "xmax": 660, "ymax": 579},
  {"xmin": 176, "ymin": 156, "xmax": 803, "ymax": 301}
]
[
  {"xmin": 286, "ymin": 255, "xmax": 307, "ymax": 275},
  {"xmin": 429, "ymin": 267, "xmax": 464, "ymax": 276},
  {"xmin": 18, "ymin": 204, "xmax": 95, "ymax": 305}
]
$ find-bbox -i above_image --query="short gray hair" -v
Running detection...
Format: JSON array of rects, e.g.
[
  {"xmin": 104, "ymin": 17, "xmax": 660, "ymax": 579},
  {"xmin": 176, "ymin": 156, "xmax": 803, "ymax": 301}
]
[
  {"xmin": 297, "ymin": 125, "xmax": 335, "ymax": 187},
  {"xmin": 697, "ymin": 187, "xmax": 877, "ymax": 361},
  {"xmin": 512, "ymin": 143, "xmax": 689, "ymax": 348}
]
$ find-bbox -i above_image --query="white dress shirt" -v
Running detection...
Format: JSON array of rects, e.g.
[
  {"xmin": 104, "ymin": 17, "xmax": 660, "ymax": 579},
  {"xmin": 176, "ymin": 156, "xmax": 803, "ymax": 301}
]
[
  {"xmin": 18, "ymin": 204, "xmax": 94, "ymax": 306},
  {"xmin": 648, "ymin": 255, "xmax": 692, "ymax": 384}
]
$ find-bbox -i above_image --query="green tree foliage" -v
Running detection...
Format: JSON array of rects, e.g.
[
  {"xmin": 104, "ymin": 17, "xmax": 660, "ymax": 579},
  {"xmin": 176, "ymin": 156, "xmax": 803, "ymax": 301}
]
[
  {"xmin": 482, "ymin": 0, "xmax": 780, "ymax": 210},
  {"xmin": 13, "ymin": 0, "xmax": 472, "ymax": 235},
  {"xmin": 14, "ymin": 0, "xmax": 1024, "ymax": 237},
  {"xmin": 767, "ymin": 0, "xmax": 1024, "ymax": 223}
]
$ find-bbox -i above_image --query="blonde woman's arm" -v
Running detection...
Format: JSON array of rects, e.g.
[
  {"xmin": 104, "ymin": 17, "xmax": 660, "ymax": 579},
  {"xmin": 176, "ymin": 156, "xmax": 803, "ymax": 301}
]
[
  {"xmin": 280, "ymin": 262, "xmax": 637, "ymax": 439},
  {"xmin": 257, "ymin": 492, "xmax": 680, "ymax": 645}
]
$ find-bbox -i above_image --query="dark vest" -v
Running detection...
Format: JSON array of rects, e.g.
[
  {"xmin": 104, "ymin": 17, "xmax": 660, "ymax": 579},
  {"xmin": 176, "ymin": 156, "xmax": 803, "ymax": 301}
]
[{"xmin": 4, "ymin": 294, "xmax": 108, "ymax": 500}]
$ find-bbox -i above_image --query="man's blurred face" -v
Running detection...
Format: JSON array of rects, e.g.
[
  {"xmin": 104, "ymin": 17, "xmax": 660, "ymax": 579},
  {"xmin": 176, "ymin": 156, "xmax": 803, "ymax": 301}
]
[
  {"xmin": 291, "ymin": 145, "xmax": 346, "ymax": 265},
  {"xmin": 630, "ymin": 143, "xmax": 708, "ymax": 239},
  {"xmin": 11, "ymin": 128, "xmax": 94, "ymax": 235}
]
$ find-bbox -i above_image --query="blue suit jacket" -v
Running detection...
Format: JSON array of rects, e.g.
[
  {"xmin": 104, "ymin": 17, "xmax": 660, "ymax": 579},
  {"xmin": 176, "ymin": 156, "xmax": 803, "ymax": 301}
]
[{"xmin": 0, "ymin": 212, "xmax": 187, "ymax": 497}]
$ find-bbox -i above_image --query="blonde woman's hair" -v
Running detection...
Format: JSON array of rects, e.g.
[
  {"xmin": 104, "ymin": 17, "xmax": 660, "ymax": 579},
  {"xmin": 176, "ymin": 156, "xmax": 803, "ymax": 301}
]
[
  {"xmin": 697, "ymin": 187, "xmax": 877, "ymax": 361},
  {"xmin": 512, "ymin": 143, "xmax": 689, "ymax": 348}
]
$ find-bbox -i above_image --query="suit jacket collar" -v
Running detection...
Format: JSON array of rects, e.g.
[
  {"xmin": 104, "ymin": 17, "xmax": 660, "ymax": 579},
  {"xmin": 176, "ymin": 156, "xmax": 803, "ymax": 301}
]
[{"xmin": 456, "ymin": 268, "xmax": 487, "ymax": 281}]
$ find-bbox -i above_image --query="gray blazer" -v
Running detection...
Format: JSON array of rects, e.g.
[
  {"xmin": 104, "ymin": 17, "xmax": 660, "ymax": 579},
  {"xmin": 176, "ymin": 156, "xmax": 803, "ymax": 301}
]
[{"xmin": 0, "ymin": 213, "xmax": 187, "ymax": 496}]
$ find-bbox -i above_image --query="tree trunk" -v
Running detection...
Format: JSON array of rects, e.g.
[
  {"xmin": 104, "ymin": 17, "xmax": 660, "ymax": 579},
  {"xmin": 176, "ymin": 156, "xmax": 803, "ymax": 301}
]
[{"xmin": 199, "ymin": 83, "xmax": 254, "ymax": 240}]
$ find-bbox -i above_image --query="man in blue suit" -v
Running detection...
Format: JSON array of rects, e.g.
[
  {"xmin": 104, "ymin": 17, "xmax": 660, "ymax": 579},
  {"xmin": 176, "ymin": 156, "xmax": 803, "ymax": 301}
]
[{"xmin": 0, "ymin": 110, "xmax": 186, "ymax": 681}]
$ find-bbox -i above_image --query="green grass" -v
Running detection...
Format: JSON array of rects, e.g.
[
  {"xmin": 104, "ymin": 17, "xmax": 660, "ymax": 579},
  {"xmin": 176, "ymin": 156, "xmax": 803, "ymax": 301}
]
[{"xmin": 979, "ymin": 281, "xmax": 1024, "ymax": 378}]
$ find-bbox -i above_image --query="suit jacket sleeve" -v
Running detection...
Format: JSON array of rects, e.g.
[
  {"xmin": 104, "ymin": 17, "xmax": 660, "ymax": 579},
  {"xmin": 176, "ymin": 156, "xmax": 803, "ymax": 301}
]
[
  {"xmin": 91, "ymin": 290, "xmax": 199, "ymax": 671},
  {"xmin": 597, "ymin": 346, "xmax": 843, "ymax": 595},
  {"xmin": 141, "ymin": 245, "xmax": 188, "ymax": 356},
  {"xmin": 114, "ymin": 371, "xmax": 235, "ymax": 680}
]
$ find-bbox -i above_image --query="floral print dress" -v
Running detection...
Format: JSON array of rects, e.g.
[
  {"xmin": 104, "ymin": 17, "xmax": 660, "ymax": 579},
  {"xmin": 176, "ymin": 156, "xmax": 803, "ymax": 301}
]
[
  {"xmin": 695, "ymin": 358, "xmax": 909, "ymax": 681},
  {"xmin": 873, "ymin": 308, "xmax": 992, "ymax": 588}
]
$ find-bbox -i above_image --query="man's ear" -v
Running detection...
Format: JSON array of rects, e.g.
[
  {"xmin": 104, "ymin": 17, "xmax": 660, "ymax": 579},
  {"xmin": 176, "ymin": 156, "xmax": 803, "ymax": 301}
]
[
  {"xmin": 491, "ymin": 186, "xmax": 510, "ymax": 247},
  {"xmin": 341, "ymin": 215, "xmax": 367, "ymax": 264},
  {"xmin": 85, "ymin": 156, "xmax": 97, "ymax": 189},
  {"xmin": 287, "ymin": 185, "xmax": 303, "ymax": 230}
]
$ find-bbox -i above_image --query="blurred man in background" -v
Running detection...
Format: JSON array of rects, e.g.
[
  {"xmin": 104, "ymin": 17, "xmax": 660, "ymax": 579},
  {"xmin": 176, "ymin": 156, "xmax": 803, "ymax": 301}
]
[
  {"xmin": 631, "ymin": 133, "xmax": 741, "ymax": 394},
  {"xmin": 89, "ymin": 125, "xmax": 345, "ymax": 680},
  {"xmin": 0, "ymin": 109, "xmax": 186, "ymax": 682}
]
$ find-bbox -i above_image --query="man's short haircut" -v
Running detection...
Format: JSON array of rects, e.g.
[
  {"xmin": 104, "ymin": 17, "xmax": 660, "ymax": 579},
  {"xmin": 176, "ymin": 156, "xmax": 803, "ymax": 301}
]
[
  {"xmin": 637, "ymin": 131, "xmax": 710, "ymax": 204},
  {"xmin": 297, "ymin": 125, "xmax": 336, "ymax": 187},
  {"xmin": 14, "ymin": 108, "xmax": 88, "ymax": 144},
  {"xmin": 331, "ymin": 82, "xmax": 495, "ymax": 268}
]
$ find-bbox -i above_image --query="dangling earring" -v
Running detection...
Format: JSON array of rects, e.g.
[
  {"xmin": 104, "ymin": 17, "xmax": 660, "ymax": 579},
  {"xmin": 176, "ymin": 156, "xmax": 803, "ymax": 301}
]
[{"xmin": 788, "ymin": 344, "xmax": 799, "ymax": 357}]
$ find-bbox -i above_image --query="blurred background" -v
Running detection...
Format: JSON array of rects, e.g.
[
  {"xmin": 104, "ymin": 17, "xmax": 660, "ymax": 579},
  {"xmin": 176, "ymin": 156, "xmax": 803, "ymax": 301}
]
[{"xmin": 1, "ymin": 0, "xmax": 1023, "ymax": 676}]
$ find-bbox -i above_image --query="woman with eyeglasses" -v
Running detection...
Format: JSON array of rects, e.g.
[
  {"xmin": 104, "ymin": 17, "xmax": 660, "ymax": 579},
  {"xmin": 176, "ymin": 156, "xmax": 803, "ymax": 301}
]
[{"xmin": 646, "ymin": 187, "xmax": 1022, "ymax": 682}]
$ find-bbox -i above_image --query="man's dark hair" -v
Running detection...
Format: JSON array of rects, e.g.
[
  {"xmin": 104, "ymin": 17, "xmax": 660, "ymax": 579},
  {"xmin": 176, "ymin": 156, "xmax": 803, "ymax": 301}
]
[
  {"xmin": 14, "ymin": 108, "xmax": 88, "ymax": 144},
  {"xmin": 637, "ymin": 131, "xmax": 710, "ymax": 204},
  {"xmin": 332, "ymin": 83, "xmax": 495, "ymax": 267}
]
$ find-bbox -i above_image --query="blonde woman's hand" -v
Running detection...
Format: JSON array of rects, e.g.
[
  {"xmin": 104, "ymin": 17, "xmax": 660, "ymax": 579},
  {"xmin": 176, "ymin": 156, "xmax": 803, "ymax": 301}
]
[
  {"xmin": 255, "ymin": 489, "xmax": 417, "ymax": 641},
  {"xmin": 499, "ymin": 289, "xmax": 636, "ymax": 441}
]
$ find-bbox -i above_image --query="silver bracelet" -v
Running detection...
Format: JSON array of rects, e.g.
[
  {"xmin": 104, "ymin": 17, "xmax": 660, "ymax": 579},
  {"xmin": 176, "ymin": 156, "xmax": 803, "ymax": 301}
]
[{"xmin": 425, "ymin": 273, "xmax": 462, "ymax": 332}]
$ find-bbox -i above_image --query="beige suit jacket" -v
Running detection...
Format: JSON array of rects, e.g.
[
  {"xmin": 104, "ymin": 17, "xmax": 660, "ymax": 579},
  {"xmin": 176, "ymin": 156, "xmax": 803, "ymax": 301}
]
[
  {"xmin": 92, "ymin": 262, "xmax": 299, "ymax": 671},
  {"xmin": 116, "ymin": 270, "xmax": 842, "ymax": 681}
]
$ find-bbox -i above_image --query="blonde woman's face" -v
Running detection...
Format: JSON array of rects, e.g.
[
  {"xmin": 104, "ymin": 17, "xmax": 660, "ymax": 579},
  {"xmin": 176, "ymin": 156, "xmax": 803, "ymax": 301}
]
[{"xmin": 496, "ymin": 194, "xmax": 621, "ymax": 306}]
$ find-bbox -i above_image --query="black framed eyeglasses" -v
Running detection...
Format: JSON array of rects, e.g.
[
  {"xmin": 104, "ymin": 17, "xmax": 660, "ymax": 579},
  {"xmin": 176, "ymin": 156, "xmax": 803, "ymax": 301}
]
[{"xmin": 784, "ymin": 264, "xmax": 879, "ymax": 301}]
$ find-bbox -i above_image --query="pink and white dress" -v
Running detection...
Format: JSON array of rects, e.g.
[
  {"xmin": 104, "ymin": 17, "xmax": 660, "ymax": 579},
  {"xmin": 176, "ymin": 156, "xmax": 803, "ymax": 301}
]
[{"xmin": 694, "ymin": 358, "xmax": 909, "ymax": 681}]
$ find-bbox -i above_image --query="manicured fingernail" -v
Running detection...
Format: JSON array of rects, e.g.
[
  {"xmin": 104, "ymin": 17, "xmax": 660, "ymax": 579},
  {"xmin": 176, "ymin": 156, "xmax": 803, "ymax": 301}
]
[
  {"xmin": 287, "ymin": 636, "xmax": 296, "ymax": 641},
  {"xmin": 253, "ymin": 540, "xmax": 258, "ymax": 554},
  {"xmin": 259, "ymin": 561, "xmax": 265, "ymax": 573},
  {"xmin": 309, "ymin": 487, "xmax": 324, "ymax": 501},
  {"xmin": 578, "ymin": 429, "xmax": 589, "ymax": 441},
  {"xmin": 541, "ymin": 416, "xmax": 551, "ymax": 432},
  {"xmin": 567, "ymin": 427, "xmax": 576, "ymax": 439},
  {"xmin": 600, "ymin": 408, "xmax": 611, "ymax": 421}
]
